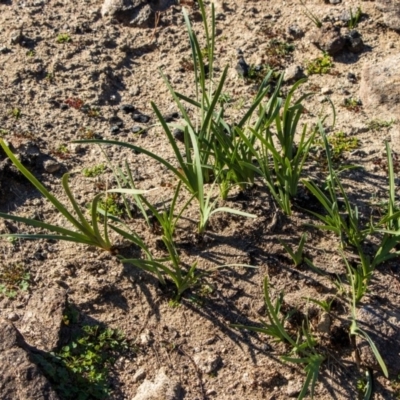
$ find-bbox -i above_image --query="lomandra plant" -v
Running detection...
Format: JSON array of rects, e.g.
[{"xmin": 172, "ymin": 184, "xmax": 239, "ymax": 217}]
[
  {"xmin": 233, "ymin": 277, "xmax": 325, "ymax": 400},
  {"xmin": 239, "ymin": 76, "xmax": 316, "ymax": 215},
  {"xmin": 0, "ymin": 140, "xmax": 115, "ymax": 252}
]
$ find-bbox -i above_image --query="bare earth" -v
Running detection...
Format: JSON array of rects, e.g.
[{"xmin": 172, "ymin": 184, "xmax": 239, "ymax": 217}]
[{"xmin": 0, "ymin": 0, "xmax": 400, "ymax": 399}]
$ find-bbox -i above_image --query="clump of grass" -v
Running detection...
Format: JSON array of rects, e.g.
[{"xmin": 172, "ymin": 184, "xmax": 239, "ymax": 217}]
[
  {"xmin": 83, "ymin": 164, "xmax": 105, "ymax": 178},
  {"xmin": 348, "ymin": 6, "xmax": 363, "ymax": 29},
  {"xmin": 306, "ymin": 53, "xmax": 333, "ymax": 75},
  {"xmin": 57, "ymin": 33, "xmax": 71, "ymax": 43}
]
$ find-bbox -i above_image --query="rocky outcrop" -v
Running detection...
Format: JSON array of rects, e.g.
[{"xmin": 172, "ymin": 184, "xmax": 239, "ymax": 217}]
[
  {"xmin": 376, "ymin": 0, "xmax": 400, "ymax": 31},
  {"xmin": 359, "ymin": 53, "xmax": 400, "ymax": 119},
  {"xmin": 18, "ymin": 287, "xmax": 67, "ymax": 351},
  {"xmin": 0, "ymin": 319, "xmax": 59, "ymax": 400}
]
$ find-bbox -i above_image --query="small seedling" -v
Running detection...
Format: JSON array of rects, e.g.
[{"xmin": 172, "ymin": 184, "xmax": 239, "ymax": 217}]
[
  {"xmin": 0, "ymin": 129, "xmax": 9, "ymax": 137},
  {"xmin": 367, "ymin": 119, "xmax": 395, "ymax": 131},
  {"xmin": 10, "ymin": 108, "xmax": 22, "ymax": 119},
  {"xmin": 83, "ymin": 164, "xmax": 105, "ymax": 178},
  {"xmin": 97, "ymin": 194, "xmax": 124, "ymax": 218},
  {"xmin": 306, "ymin": 53, "xmax": 333, "ymax": 75},
  {"xmin": 300, "ymin": 0, "xmax": 323, "ymax": 28},
  {"xmin": 26, "ymin": 50, "xmax": 35, "ymax": 57},
  {"xmin": 0, "ymin": 263, "xmax": 30, "ymax": 299},
  {"xmin": 56, "ymin": 33, "xmax": 71, "ymax": 43},
  {"xmin": 343, "ymin": 98, "xmax": 361, "ymax": 112},
  {"xmin": 328, "ymin": 131, "xmax": 359, "ymax": 160},
  {"xmin": 348, "ymin": 7, "xmax": 362, "ymax": 29},
  {"xmin": 279, "ymin": 233, "xmax": 307, "ymax": 267},
  {"xmin": 218, "ymin": 92, "xmax": 232, "ymax": 106}
]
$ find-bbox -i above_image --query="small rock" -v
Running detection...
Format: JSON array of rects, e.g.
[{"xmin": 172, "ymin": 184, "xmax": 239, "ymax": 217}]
[
  {"xmin": 133, "ymin": 368, "xmax": 146, "ymax": 383},
  {"xmin": 132, "ymin": 367, "xmax": 181, "ymax": 400},
  {"xmin": 130, "ymin": 85, "xmax": 141, "ymax": 96},
  {"xmin": 101, "ymin": 0, "xmax": 124, "ymax": 18},
  {"xmin": 10, "ymin": 29, "xmax": 23, "ymax": 45},
  {"xmin": 7, "ymin": 312, "xmax": 19, "ymax": 322},
  {"xmin": 283, "ymin": 65, "xmax": 305, "ymax": 83},
  {"xmin": 0, "ymin": 46, "xmax": 11, "ymax": 54},
  {"xmin": 120, "ymin": 104, "xmax": 135, "ymax": 114},
  {"xmin": 173, "ymin": 128, "xmax": 184, "ymax": 143},
  {"xmin": 347, "ymin": 72, "xmax": 357, "ymax": 83},
  {"xmin": 321, "ymin": 87, "xmax": 332, "ymax": 95},
  {"xmin": 109, "ymin": 115, "xmax": 124, "ymax": 127},
  {"xmin": 43, "ymin": 159, "xmax": 61, "ymax": 174},
  {"xmin": 345, "ymin": 30, "xmax": 364, "ymax": 53},
  {"xmin": 131, "ymin": 125, "xmax": 143, "ymax": 134},
  {"xmin": 140, "ymin": 331, "xmax": 153, "ymax": 346},
  {"xmin": 309, "ymin": 22, "xmax": 345, "ymax": 55},
  {"xmin": 193, "ymin": 352, "xmax": 222, "ymax": 374},
  {"xmin": 316, "ymin": 312, "xmax": 331, "ymax": 334},
  {"xmin": 110, "ymin": 125, "xmax": 121, "ymax": 135},
  {"xmin": 329, "ymin": 0, "xmax": 341, "ymax": 4},
  {"xmin": 132, "ymin": 113, "xmax": 150, "ymax": 123},
  {"xmin": 287, "ymin": 24, "xmax": 304, "ymax": 39},
  {"xmin": 163, "ymin": 112, "xmax": 179, "ymax": 122}
]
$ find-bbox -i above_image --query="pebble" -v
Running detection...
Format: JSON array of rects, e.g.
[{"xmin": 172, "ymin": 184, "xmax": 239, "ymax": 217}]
[
  {"xmin": 131, "ymin": 125, "xmax": 142, "ymax": 134},
  {"xmin": 132, "ymin": 113, "xmax": 150, "ymax": 123},
  {"xmin": 10, "ymin": 29, "xmax": 23, "ymax": 45},
  {"xmin": 133, "ymin": 368, "xmax": 146, "ymax": 383},
  {"xmin": 173, "ymin": 128, "xmax": 184, "ymax": 143},
  {"xmin": 321, "ymin": 87, "xmax": 332, "ymax": 95},
  {"xmin": 7, "ymin": 312, "xmax": 19, "ymax": 322},
  {"xmin": 120, "ymin": 104, "xmax": 135, "ymax": 114},
  {"xmin": 0, "ymin": 46, "xmax": 11, "ymax": 54},
  {"xmin": 43, "ymin": 159, "xmax": 61, "ymax": 173},
  {"xmin": 110, "ymin": 125, "xmax": 121, "ymax": 135}
]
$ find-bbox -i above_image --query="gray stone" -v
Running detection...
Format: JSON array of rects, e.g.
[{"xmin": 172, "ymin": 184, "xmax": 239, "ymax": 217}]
[
  {"xmin": 309, "ymin": 23, "xmax": 345, "ymax": 55},
  {"xmin": 376, "ymin": 0, "xmax": 400, "ymax": 31},
  {"xmin": 344, "ymin": 30, "xmax": 364, "ymax": 53},
  {"xmin": 101, "ymin": 0, "xmax": 154, "ymax": 27},
  {"xmin": 359, "ymin": 53, "xmax": 400, "ymax": 119},
  {"xmin": 283, "ymin": 65, "xmax": 305, "ymax": 83},
  {"xmin": 132, "ymin": 367, "xmax": 181, "ymax": 400},
  {"xmin": 356, "ymin": 305, "xmax": 400, "ymax": 376},
  {"xmin": 7, "ymin": 312, "xmax": 19, "ymax": 322},
  {"xmin": 10, "ymin": 29, "xmax": 23, "ymax": 45},
  {"xmin": 316, "ymin": 312, "xmax": 331, "ymax": 334},
  {"xmin": 133, "ymin": 368, "xmax": 146, "ymax": 383},
  {"xmin": 18, "ymin": 287, "xmax": 67, "ymax": 351},
  {"xmin": 193, "ymin": 352, "xmax": 222, "ymax": 374},
  {"xmin": 43, "ymin": 159, "xmax": 61, "ymax": 173},
  {"xmin": 0, "ymin": 319, "xmax": 60, "ymax": 400}
]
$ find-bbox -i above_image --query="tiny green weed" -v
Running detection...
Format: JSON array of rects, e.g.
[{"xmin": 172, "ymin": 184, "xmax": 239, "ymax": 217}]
[
  {"xmin": 367, "ymin": 118, "xmax": 395, "ymax": 131},
  {"xmin": 218, "ymin": 92, "xmax": 232, "ymax": 106},
  {"xmin": 325, "ymin": 131, "xmax": 359, "ymax": 160},
  {"xmin": 348, "ymin": 7, "xmax": 363, "ymax": 30},
  {"xmin": 34, "ymin": 325, "xmax": 129, "ymax": 400},
  {"xmin": 306, "ymin": 53, "xmax": 333, "ymax": 75},
  {"xmin": 0, "ymin": 263, "xmax": 30, "ymax": 299},
  {"xmin": 83, "ymin": 164, "xmax": 105, "ymax": 178},
  {"xmin": 10, "ymin": 108, "xmax": 22, "ymax": 119},
  {"xmin": 0, "ymin": 129, "xmax": 9, "ymax": 137},
  {"xmin": 343, "ymin": 98, "xmax": 361, "ymax": 112},
  {"xmin": 57, "ymin": 33, "xmax": 71, "ymax": 43},
  {"xmin": 26, "ymin": 49, "xmax": 35, "ymax": 57},
  {"xmin": 300, "ymin": 0, "xmax": 323, "ymax": 28},
  {"xmin": 97, "ymin": 194, "xmax": 124, "ymax": 218}
]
